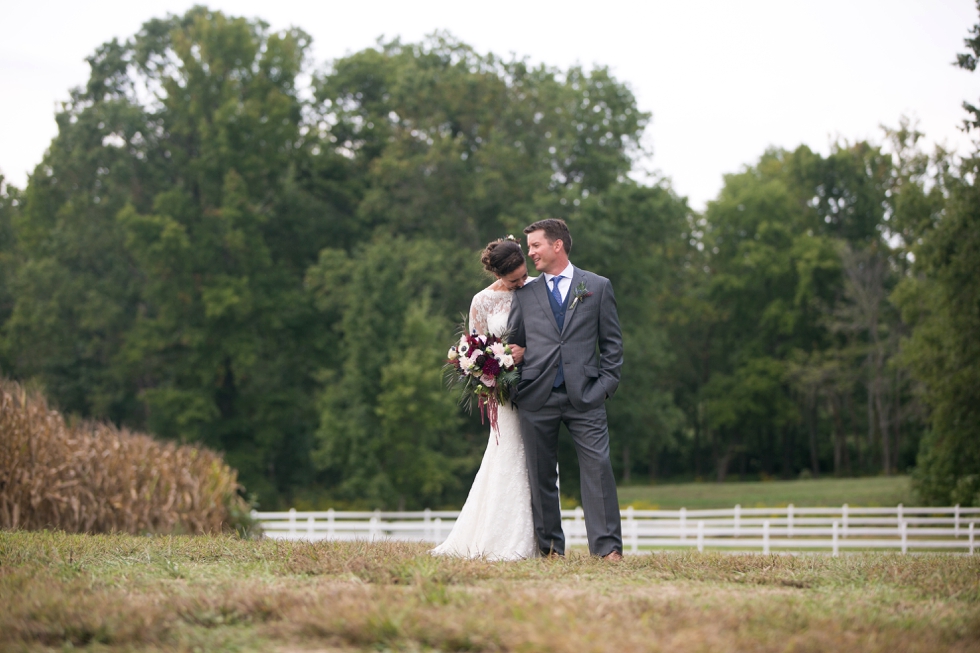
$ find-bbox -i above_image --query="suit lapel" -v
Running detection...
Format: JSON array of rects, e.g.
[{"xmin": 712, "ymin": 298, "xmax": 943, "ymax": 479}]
[
  {"xmin": 532, "ymin": 274, "xmax": 561, "ymax": 334},
  {"xmin": 560, "ymin": 267, "xmax": 587, "ymax": 337}
]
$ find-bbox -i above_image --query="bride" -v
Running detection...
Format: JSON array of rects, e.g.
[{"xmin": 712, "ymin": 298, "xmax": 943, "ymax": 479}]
[{"xmin": 431, "ymin": 237, "xmax": 539, "ymax": 560}]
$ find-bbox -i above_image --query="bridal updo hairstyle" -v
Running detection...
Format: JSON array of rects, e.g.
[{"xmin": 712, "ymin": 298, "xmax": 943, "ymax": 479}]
[{"xmin": 481, "ymin": 238, "xmax": 526, "ymax": 277}]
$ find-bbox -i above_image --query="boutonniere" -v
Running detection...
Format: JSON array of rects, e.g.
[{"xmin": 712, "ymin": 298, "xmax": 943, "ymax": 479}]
[{"xmin": 569, "ymin": 282, "xmax": 594, "ymax": 309}]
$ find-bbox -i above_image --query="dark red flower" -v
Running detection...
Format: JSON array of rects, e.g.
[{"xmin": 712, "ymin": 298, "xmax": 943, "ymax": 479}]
[{"xmin": 483, "ymin": 357, "xmax": 501, "ymax": 377}]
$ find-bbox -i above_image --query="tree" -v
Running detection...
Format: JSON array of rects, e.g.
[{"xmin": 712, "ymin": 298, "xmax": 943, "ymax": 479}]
[
  {"xmin": 0, "ymin": 175, "xmax": 17, "ymax": 374},
  {"xmin": 0, "ymin": 11, "xmax": 666, "ymax": 508},
  {"xmin": 898, "ymin": 156, "xmax": 980, "ymax": 504},
  {"xmin": 2, "ymin": 8, "xmax": 349, "ymax": 506},
  {"xmin": 307, "ymin": 237, "xmax": 476, "ymax": 508},
  {"xmin": 955, "ymin": 0, "xmax": 980, "ymax": 133},
  {"xmin": 313, "ymin": 35, "xmax": 648, "ymax": 248},
  {"xmin": 697, "ymin": 140, "xmax": 911, "ymax": 481},
  {"xmin": 572, "ymin": 181, "xmax": 691, "ymax": 484},
  {"xmin": 897, "ymin": 5, "xmax": 980, "ymax": 505}
]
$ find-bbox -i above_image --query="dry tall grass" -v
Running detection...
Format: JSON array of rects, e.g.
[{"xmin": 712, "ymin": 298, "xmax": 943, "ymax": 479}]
[
  {"xmin": 1, "ymin": 533, "xmax": 978, "ymax": 652},
  {"xmin": 0, "ymin": 378, "xmax": 249, "ymax": 534}
]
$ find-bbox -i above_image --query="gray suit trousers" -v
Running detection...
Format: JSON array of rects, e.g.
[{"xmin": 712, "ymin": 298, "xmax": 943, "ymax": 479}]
[{"xmin": 519, "ymin": 387, "xmax": 623, "ymax": 557}]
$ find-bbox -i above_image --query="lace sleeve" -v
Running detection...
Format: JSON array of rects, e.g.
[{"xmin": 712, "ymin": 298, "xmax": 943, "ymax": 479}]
[{"xmin": 468, "ymin": 292, "xmax": 489, "ymax": 335}]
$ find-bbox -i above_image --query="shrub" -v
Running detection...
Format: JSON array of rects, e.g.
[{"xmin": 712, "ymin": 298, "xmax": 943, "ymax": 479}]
[{"xmin": 0, "ymin": 378, "xmax": 251, "ymax": 534}]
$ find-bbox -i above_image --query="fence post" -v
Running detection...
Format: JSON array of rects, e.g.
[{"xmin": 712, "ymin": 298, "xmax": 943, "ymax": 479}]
[
  {"xmin": 970, "ymin": 522, "xmax": 974, "ymax": 555},
  {"xmin": 424, "ymin": 508, "xmax": 431, "ymax": 541},
  {"xmin": 289, "ymin": 508, "xmax": 297, "ymax": 537},
  {"xmin": 842, "ymin": 503, "xmax": 848, "ymax": 539},
  {"xmin": 697, "ymin": 520, "xmax": 704, "ymax": 552},
  {"xmin": 788, "ymin": 504, "xmax": 794, "ymax": 539},
  {"xmin": 370, "ymin": 514, "xmax": 380, "ymax": 541},
  {"xmin": 763, "ymin": 520, "xmax": 770, "ymax": 555},
  {"xmin": 680, "ymin": 508, "xmax": 687, "ymax": 542},
  {"xmin": 955, "ymin": 504, "xmax": 960, "ymax": 538},
  {"xmin": 734, "ymin": 504, "xmax": 741, "ymax": 538},
  {"xmin": 901, "ymin": 520, "xmax": 908, "ymax": 554},
  {"xmin": 327, "ymin": 508, "xmax": 335, "ymax": 539},
  {"xmin": 832, "ymin": 521, "xmax": 839, "ymax": 557}
]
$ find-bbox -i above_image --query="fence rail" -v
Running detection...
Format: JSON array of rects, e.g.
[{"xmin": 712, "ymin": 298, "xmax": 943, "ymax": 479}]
[{"xmin": 252, "ymin": 504, "xmax": 980, "ymax": 555}]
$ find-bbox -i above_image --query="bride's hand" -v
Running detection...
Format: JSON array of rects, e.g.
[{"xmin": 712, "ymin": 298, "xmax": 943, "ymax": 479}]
[{"xmin": 510, "ymin": 344, "xmax": 525, "ymax": 364}]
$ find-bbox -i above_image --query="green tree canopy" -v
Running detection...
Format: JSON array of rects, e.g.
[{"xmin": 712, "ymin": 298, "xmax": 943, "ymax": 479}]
[{"xmin": 2, "ymin": 4, "xmax": 974, "ymax": 510}]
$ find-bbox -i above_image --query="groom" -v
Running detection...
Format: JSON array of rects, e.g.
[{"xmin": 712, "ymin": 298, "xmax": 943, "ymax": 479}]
[{"xmin": 507, "ymin": 219, "xmax": 624, "ymax": 559}]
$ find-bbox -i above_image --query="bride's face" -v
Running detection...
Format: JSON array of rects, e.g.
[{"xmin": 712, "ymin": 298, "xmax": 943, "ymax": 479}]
[{"xmin": 498, "ymin": 264, "xmax": 529, "ymax": 290}]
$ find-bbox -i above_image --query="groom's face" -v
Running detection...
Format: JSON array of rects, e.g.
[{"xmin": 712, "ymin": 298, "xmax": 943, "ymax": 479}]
[{"xmin": 526, "ymin": 229, "xmax": 563, "ymax": 274}]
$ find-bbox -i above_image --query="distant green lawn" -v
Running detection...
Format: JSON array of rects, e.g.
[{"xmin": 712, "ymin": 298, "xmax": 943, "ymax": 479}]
[{"xmin": 618, "ymin": 475, "xmax": 913, "ymax": 510}]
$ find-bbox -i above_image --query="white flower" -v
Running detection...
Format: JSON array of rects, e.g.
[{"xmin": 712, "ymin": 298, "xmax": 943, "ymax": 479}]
[
  {"xmin": 500, "ymin": 354, "xmax": 514, "ymax": 369},
  {"xmin": 490, "ymin": 342, "xmax": 507, "ymax": 358},
  {"xmin": 458, "ymin": 339, "xmax": 470, "ymax": 356},
  {"xmin": 447, "ymin": 346, "xmax": 458, "ymax": 360}
]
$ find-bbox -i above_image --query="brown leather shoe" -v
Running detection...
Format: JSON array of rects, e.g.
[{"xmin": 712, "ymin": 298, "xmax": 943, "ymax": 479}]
[{"xmin": 602, "ymin": 550, "xmax": 623, "ymax": 562}]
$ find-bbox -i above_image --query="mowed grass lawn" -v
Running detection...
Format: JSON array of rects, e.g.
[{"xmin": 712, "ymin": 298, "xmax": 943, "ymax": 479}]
[
  {"xmin": 2, "ymin": 530, "xmax": 978, "ymax": 652},
  {"xmin": 618, "ymin": 475, "xmax": 913, "ymax": 510}
]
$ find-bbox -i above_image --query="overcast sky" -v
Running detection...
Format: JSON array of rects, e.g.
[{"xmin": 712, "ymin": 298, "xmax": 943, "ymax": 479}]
[{"xmin": 2, "ymin": 1, "xmax": 978, "ymax": 209}]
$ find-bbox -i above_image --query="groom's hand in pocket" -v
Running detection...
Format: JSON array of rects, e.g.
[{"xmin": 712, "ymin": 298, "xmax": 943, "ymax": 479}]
[{"xmin": 510, "ymin": 345, "xmax": 525, "ymax": 365}]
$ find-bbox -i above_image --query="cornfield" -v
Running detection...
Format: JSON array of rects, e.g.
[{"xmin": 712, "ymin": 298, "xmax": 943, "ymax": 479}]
[{"xmin": 0, "ymin": 378, "xmax": 250, "ymax": 534}]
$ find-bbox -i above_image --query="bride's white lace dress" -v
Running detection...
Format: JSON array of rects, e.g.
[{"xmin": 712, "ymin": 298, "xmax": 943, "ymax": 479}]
[{"xmin": 431, "ymin": 285, "xmax": 539, "ymax": 561}]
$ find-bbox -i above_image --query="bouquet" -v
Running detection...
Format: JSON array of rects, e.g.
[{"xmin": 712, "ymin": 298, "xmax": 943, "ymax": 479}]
[{"xmin": 445, "ymin": 327, "xmax": 520, "ymax": 439}]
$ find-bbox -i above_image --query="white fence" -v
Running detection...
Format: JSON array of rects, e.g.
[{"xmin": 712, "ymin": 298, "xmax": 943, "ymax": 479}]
[{"xmin": 252, "ymin": 504, "xmax": 980, "ymax": 555}]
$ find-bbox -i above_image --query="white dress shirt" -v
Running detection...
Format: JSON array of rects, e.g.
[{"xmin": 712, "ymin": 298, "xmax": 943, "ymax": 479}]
[{"xmin": 543, "ymin": 262, "xmax": 575, "ymax": 302}]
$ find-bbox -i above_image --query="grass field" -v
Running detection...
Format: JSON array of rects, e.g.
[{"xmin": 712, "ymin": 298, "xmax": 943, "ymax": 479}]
[
  {"xmin": 617, "ymin": 475, "xmax": 913, "ymax": 510},
  {"xmin": 2, "ymin": 530, "xmax": 977, "ymax": 652}
]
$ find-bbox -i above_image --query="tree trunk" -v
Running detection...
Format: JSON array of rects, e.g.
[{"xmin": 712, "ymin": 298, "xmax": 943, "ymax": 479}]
[
  {"xmin": 866, "ymin": 370, "xmax": 876, "ymax": 469},
  {"xmin": 693, "ymin": 402, "xmax": 703, "ymax": 479},
  {"xmin": 738, "ymin": 437, "xmax": 747, "ymax": 481},
  {"xmin": 781, "ymin": 428, "xmax": 793, "ymax": 479},
  {"xmin": 848, "ymin": 391, "xmax": 862, "ymax": 473},
  {"xmin": 807, "ymin": 396, "xmax": 821, "ymax": 479},
  {"xmin": 216, "ymin": 357, "xmax": 236, "ymax": 420},
  {"xmin": 623, "ymin": 444, "xmax": 631, "ymax": 484},
  {"xmin": 874, "ymin": 373, "xmax": 891, "ymax": 475},
  {"xmin": 761, "ymin": 426, "xmax": 773, "ymax": 477},
  {"xmin": 650, "ymin": 444, "xmax": 662, "ymax": 483},
  {"xmin": 892, "ymin": 367, "xmax": 902, "ymax": 473},
  {"xmin": 716, "ymin": 443, "xmax": 735, "ymax": 483},
  {"xmin": 830, "ymin": 395, "xmax": 844, "ymax": 476}
]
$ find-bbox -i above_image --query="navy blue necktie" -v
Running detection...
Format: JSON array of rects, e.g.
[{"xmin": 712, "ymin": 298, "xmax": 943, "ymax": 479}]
[{"xmin": 551, "ymin": 276, "xmax": 565, "ymax": 388}]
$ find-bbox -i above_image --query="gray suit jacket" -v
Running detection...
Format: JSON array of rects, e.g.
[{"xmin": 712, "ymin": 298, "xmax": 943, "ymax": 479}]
[{"xmin": 506, "ymin": 266, "xmax": 623, "ymax": 412}]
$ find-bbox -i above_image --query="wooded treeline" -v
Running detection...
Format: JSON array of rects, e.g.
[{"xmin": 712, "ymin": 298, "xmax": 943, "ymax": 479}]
[{"xmin": 1, "ymin": 6, "xmax": 977, "ymax": 509}]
